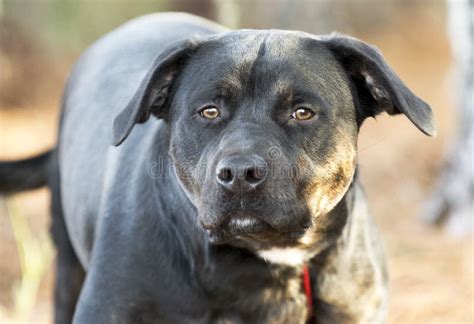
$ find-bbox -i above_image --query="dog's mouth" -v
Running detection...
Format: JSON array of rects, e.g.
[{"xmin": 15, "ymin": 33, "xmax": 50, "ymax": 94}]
[
  {"xmin": 227, "ymin": 215, "xmax": 270, "ymax": 234},
  {"xmin": 205, "ymin": 212, "xmax": 307, "ymax": 247},
  {"xmin": 206, "ymin": 214, "xmax": 268, "ymax": 244}
]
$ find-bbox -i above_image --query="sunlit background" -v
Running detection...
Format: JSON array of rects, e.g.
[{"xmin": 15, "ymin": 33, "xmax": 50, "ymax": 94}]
[{"xmin": 0, "ymin": 0, "xmax": 472, "ymax": 323}]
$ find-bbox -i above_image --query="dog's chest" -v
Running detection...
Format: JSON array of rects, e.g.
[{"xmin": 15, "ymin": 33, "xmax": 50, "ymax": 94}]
[
  {"xmin": 210, "ymin": 287, "xmax": 308, "ymax": 324},
  {"xmin": 197, "ymin": 261, "xmax": 309, "ymax": 323}
]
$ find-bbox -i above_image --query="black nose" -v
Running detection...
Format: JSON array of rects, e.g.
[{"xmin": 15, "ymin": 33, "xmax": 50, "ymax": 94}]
[{"xmin": 216, "ymin": 155, "xmax": 268, "ymax": 193}]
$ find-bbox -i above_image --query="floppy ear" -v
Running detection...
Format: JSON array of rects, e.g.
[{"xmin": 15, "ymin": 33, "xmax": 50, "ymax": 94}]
[
  {"xmin": 321, "ymin": 35, "xmax": 436, "ymax": 136},
  {"xmin": 112, "ymin": 38, "xmax": 203, "ymax": 146}
]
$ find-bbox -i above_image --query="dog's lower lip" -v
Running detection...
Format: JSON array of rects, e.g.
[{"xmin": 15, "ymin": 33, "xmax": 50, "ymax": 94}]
[
  {"xmin": 227, "ymin": 215, "xmax": 270, "ymax": 235},
  {"xmin": 228, "ymin": 215, "xmax": 259, "ymax": 227},
  {"xmin": 206, "ymin": 214, "xmax": 272, "ymax": 244}
]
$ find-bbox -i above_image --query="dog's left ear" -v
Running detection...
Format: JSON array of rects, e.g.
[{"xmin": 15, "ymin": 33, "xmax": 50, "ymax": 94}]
[
  {"xmin": 112, "ymin": 38, "xmax": 203, "ymax": 146},
  {"xmin": 321, "ymin": 35, "xmax": 436, "ymax": 136}
]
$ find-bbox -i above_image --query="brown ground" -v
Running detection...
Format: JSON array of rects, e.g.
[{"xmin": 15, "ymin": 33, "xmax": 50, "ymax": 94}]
[{"xmin": 0, "ymin": 10, "xmax": 472, "ymax": 324}]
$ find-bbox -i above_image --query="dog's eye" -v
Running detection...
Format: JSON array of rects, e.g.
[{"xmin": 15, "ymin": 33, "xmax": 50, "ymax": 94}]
[
  {"xmin": 291, "ymin": 107, "xmax": 315, "ymax": 121},
  {"xmin": 199, "ymin": 106, "xmax": 220, "ymax": 119}
]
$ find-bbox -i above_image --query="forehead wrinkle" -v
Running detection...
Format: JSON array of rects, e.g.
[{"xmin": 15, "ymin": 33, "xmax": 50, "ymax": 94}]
[
  {"xmin": 200, "ymin": 33, "xmax": 267, "ymax": 100},
  {"xmin": 248, "ymin": 36, "xmax": 298, "ymax": 102},
  {"xmin": 268, "ymin": 81, "xmax": 294, "ymax": 109},
  {"xmin": 228, "ymin": 34, "xmax": 268, "ymax": 97},
  {"xmin": 244, "ymin": 34, "xmax": 309, "ymax": 98},
  {"xmin": 183, "ymin": 49, "xmax": 245, "ymax": 100},
  {"xmin": 190, "ymin": 32, "xmax": 334, "ymax": 106},
  {"xmin": 247, "ymin": 35, "xmax": 268, "ymax": 82},
  {"xmin": 213, "ymin": 76, "xmax": 242, "ymax": 97},
  {"xmin": 205, "ymin": 32, "xmax": 302, "ymax": 90}
]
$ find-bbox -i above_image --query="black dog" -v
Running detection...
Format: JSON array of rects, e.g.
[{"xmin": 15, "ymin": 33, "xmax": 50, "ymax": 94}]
[{"xmin": 0, "ymin": 13, "xmax": 435, "ymax": 323}]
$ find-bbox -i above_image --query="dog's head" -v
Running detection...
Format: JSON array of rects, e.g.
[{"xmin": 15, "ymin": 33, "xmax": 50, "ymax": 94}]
[{"xmin": 112, "ymin": 31, "xmax": 435, "ymax": 258}]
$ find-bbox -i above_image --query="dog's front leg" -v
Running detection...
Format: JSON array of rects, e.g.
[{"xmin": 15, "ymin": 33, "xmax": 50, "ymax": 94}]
[
  {"xmin": 71, "ymin": 218, "xmax": 142, "ymax": 324},
  {"xmin": 72, "ymin": 253, "xmax": 131, "ymax": 324},
  {"xmin": 70, "ymin": 211, "xmax": 203, "ymax": 324}
]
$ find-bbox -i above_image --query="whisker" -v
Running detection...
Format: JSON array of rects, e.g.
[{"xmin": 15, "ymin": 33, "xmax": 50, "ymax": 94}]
[{"xmin": 357, "ymin": 137, "xmax": 388, "ymax": 153}]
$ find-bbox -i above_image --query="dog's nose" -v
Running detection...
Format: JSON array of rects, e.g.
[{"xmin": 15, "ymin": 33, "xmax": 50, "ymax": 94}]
[{"xmin": 216, "ymin": 155, "xmax": 268, "ymax": 193}]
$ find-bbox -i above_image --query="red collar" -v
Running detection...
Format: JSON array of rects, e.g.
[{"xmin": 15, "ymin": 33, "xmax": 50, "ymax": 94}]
[{"xmin": 302, "ymin": 264, "xmax": 314, "ymax": 321}]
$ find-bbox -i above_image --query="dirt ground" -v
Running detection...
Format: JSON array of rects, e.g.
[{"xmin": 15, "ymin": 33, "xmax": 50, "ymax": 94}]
[{"xmin": 0, "ymin": 11, "xmax": 472, "ymax": 324}]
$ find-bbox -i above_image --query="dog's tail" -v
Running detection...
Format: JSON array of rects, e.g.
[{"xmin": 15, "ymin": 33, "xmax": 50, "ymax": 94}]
[{"xmin": 0, "ymin": 150, "xmax": 53, "ymax": 194}]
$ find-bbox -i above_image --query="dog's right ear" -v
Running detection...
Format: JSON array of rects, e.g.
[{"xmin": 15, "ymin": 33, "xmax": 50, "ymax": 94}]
[{"xmin": 112, "ymin": 38, "xmax": 203, "ymax": 146}]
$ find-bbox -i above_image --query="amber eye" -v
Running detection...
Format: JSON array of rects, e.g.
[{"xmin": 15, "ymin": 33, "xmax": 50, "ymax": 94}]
[
  {"xmin": 291, "ymin": 107, "xmax": 315, "ymax": 121},
  {"xmin": 200, "ymin": 106, "xmax": 220, "ymax": 119}
]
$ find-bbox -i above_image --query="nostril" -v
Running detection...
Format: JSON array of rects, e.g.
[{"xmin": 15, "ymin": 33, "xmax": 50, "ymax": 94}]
[
  {"xmin": 245, "ymin": 167, "xmax": 267, "ymax": 184},
  {"xmin": 217, "ymin": 167, "xmax": 233, "ymax": 183}
]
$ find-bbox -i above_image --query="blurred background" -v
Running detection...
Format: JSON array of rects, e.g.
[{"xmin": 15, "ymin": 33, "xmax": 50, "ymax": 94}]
[{"xmin": 0, "ymin": 0, "xmax": 472, "ymax": 323}]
